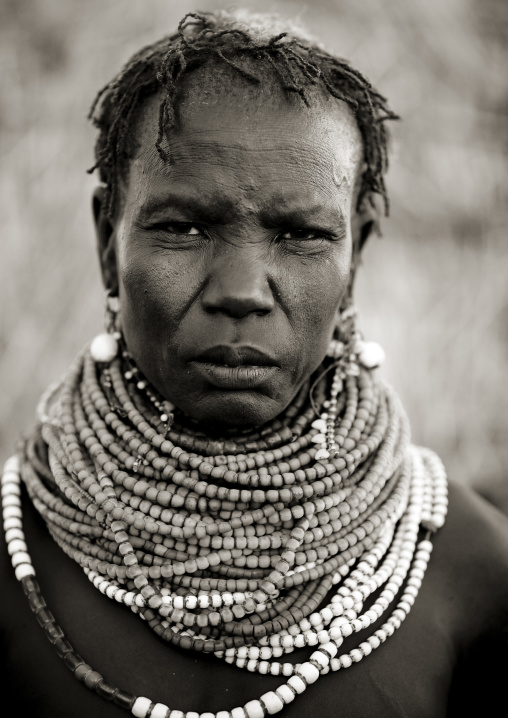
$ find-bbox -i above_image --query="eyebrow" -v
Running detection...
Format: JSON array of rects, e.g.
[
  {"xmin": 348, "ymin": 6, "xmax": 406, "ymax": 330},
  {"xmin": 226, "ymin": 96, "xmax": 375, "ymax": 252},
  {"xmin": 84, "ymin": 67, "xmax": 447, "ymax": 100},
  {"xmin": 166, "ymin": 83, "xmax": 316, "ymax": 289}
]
[
  {"xmin": 135, "ymin": 192, "xmax": 237, "ymax": 224},
  {"xmin": 259, "ymin": 202, "xmax": 347, "ymax": 229},
  {"xmin": 134, "ymin": 191, "xmax": 347, "ymax": 229}
]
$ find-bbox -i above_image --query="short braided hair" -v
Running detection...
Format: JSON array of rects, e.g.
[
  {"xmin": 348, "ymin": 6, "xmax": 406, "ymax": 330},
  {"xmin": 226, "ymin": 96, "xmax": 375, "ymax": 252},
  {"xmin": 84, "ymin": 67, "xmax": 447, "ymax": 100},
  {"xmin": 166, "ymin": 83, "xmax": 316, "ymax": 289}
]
[{"xmin": 88, "ymin": 9, "xmax": 399, "ymax": 219}]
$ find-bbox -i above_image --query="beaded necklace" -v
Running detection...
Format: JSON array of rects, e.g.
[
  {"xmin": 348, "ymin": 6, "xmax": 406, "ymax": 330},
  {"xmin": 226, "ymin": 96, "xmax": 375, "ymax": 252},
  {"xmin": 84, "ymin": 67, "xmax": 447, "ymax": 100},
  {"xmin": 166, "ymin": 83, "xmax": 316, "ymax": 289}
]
[{"xmin": 1, "ymin": 335, "xmax": 447, "ymax": 718}]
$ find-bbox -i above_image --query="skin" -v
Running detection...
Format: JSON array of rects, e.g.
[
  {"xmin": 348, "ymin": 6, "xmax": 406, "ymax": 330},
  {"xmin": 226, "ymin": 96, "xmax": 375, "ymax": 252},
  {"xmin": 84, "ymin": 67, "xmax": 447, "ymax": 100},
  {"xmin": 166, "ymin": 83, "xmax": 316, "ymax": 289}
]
[{"xmin": 93, "ymin": 70, "xmax": 374, "ymax": 429}]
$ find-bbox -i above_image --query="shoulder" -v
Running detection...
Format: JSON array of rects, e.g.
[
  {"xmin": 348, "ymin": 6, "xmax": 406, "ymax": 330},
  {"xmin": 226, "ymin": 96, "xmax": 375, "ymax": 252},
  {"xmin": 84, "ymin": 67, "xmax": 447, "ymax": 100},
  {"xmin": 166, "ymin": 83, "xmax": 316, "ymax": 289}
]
[
  {"xmin": 439, "ymin": 478, "xmax": 508, "ymax": 578},
  {"xmin": 436, "ymin": 481, "xmax": 508, "ymax": 716},
  {"xmin": 429, "ymin": 478, "xmax": 508, "ymax": 640},
  {"xmin": 442, "ymin": 478, "xmax": 508, "ymax": 558}
]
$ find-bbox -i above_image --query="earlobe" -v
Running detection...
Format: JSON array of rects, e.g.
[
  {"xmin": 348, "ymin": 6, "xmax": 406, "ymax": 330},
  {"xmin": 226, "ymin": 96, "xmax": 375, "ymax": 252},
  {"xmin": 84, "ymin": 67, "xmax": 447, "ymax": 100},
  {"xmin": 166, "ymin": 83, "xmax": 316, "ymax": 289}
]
[{"xmin": 92, "ymin": 186, "xmax": 119, "ymax": 295}]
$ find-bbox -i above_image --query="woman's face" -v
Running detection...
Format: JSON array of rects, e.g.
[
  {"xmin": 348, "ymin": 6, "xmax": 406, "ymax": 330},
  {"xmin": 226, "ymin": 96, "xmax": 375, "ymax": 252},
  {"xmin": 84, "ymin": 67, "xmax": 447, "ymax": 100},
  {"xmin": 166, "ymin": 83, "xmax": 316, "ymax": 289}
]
[{"xmin": 96, "ymin": 81, "xmax": 364, "ymax": 429}]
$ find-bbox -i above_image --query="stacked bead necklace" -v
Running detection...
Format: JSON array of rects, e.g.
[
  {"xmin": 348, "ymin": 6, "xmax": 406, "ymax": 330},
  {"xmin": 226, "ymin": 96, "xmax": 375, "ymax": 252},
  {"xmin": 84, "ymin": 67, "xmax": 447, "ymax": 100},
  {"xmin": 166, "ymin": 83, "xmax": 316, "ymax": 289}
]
[{"xmin": 1, "ymin": 331, "xmax": 448, "ymax": 718}]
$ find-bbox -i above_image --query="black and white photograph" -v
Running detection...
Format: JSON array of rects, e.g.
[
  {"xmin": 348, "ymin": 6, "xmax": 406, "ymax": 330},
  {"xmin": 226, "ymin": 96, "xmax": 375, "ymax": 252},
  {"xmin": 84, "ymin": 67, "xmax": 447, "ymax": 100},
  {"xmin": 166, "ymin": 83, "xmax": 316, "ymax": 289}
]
[{"xmin": 1, "ymin": 1, "xmax": 507, "ymax": 716}]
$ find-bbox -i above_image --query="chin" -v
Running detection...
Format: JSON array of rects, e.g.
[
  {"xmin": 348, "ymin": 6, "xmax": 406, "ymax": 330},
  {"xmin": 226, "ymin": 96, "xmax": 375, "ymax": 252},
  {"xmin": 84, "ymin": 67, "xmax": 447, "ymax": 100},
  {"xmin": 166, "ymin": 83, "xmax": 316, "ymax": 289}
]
[{"xmin": 182, "ymin": 391, "xmax": 285, "ymax": 430}]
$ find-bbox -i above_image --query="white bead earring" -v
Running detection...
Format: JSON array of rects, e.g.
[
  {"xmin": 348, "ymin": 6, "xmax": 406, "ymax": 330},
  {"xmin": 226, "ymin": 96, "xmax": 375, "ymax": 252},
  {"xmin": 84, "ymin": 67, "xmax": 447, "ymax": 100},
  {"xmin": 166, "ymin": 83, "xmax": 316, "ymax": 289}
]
[
  {"xmin": 313, "ymin": 305, "xmax": 385, "ymax": 462},
  {"xmin": 90, "ymin": 291, "xmax": 121, "ymax": 363}
]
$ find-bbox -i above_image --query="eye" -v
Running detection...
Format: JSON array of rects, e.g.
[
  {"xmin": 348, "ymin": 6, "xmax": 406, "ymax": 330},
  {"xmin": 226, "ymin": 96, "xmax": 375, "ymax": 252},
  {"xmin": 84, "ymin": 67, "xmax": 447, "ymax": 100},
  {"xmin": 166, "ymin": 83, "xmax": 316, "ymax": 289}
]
[
  {"xmin": 155, "ymin": 222, "xmax": 203, "ymax": 236},
  {"xmin": 278, "ymin": 228, "xmax": 327, "ymax": 241}
]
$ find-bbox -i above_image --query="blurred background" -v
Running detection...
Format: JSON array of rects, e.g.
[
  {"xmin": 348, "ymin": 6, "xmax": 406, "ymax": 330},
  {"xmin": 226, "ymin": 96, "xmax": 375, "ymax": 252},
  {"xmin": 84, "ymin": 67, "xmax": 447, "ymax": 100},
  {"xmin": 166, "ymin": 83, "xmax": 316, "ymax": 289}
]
[{"xmin": 1, "ymin": 0, "xmax": 507, "ymax": 504}]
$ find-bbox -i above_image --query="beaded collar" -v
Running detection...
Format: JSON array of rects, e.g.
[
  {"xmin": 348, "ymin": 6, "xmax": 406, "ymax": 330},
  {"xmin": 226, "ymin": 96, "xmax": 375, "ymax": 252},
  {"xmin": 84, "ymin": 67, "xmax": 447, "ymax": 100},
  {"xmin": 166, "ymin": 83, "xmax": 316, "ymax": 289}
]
[{"xmin": 1, "ymin": 339, "xmax": 447, "ymax": 718}]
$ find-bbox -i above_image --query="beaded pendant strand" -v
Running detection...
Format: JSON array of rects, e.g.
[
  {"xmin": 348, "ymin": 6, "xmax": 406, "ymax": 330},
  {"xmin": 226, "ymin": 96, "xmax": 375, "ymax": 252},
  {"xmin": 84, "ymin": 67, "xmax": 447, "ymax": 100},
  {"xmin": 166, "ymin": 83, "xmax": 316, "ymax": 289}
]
[{"xmin": 1, "ymin": 337, "xmax": 447, "ymax": 718}]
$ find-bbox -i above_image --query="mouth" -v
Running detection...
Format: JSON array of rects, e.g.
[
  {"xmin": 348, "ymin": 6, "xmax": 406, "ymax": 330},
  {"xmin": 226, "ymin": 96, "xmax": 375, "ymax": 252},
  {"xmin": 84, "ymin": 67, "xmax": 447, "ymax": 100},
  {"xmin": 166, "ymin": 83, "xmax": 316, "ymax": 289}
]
[
  {"xmin": 190, "ymin": 345, "xmax": 280, "ymax": 389},
  {"xmin": 193, "ymin": 345, "xmax": 278, "ymax": 367}
]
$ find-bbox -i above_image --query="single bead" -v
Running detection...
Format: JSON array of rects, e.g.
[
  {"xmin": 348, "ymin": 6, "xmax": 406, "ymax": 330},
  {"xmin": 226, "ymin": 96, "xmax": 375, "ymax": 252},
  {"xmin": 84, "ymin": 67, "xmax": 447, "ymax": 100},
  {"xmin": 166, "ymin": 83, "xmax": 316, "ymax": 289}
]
[
  {"xmin": 15, "ymin": 563, "xmax": 35, "ymax": 581},
  {"xmin": 90, "ymin": 333, "xmax": 119, "ymax": 363},
  {"xmin": 244, "ymin": 699, "xmax": 265, "ymax": 718},
  {"xmin": 150, "ymin": 706, "xmax": 169, "ymax": 718},
  {"xmin": 114, "ymin": 689, "xmax": 136, "ymax": 709},
  {"xmin": 358, "ymin": 341, "xmax": 385, "ymax": 369},
  {"xmin": 260, "ymin": 691, "xmax": 284, "ymax": 715},
  {"xmin": 95, "ymin": 679, "xmax": 117, "ymax": 700},
  {"xmin": 131, "ymin": 696, "xmax": 153, "ymax": 717},
  {"xmin": 314, "ymin": 449, "xmax": 330, "ymax": 461},
  {"xmin": 350, "ymin": 648, "xmax": 363, "ymax": 663},
  {"xmin": 297, "ymin": 662, "xmax": 320, "ymax": 685},
  {"xmin": 339, "ymin": 654, "xmax": 352, "ymax": 668}
]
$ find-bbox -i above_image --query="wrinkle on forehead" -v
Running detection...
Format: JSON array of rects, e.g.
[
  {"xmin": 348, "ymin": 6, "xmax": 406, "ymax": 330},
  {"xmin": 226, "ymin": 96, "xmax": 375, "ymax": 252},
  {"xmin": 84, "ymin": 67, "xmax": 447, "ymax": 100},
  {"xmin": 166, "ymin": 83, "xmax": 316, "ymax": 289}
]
[
  {"xmin": 122, "ymin": 81, "xmax": 364, "ymax": 218},
  {"xmin": 133, "ymin": 74, "xmax": 362, "ymax": 155}
]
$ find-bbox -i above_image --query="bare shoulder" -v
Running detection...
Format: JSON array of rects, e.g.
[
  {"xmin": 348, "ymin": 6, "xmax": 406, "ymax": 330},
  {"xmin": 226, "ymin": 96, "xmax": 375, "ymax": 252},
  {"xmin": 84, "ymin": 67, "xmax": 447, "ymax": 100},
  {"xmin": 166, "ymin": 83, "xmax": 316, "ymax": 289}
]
[
  {"xmin": 440, "ymin": 479, "xmax": 508, "ymax": 572},
  {"xmin": 428, "ymin": 478, "xmax": 508, "ymax": 640},
  {"xmin": 432, "ymin": 481, "xmax": 508, "ymax": 715}
]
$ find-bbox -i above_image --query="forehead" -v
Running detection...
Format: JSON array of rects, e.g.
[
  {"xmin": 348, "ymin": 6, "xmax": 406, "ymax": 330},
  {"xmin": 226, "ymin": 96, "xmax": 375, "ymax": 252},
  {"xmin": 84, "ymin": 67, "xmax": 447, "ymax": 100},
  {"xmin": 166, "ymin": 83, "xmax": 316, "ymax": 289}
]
[{"xmin": 123, "ymin": 73, "xmax": 363, "ymax": 217}]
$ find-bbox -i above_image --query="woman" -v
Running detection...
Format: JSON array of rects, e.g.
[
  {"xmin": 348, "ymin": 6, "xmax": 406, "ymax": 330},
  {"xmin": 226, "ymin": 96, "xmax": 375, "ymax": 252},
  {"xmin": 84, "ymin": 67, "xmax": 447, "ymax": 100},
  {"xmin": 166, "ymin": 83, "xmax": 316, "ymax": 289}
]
[{"xmin": 2, "ymin": 10, "xmax": 507, "ymax": 718}]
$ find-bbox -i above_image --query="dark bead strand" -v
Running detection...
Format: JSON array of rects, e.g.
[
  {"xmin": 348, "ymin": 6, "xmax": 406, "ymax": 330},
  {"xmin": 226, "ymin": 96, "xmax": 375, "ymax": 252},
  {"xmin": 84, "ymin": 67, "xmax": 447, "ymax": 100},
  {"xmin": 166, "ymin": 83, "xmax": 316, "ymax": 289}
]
[{"xmin": 17, "ymin": 576, "xmax": 136, "ymax": 710}]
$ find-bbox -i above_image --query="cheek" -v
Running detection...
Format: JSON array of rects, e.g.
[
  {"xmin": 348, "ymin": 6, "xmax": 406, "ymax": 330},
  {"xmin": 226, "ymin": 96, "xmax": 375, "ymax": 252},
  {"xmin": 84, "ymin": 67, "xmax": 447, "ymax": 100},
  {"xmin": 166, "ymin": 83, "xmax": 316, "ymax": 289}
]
[
  {"xmin": 291, "ymin": 247, "xmax": 351, "ymax": 320},
  {"xmin": 283, "ymin": 249, "xmax": 352, "ymax": 364},
  {"xmin": 117, "ymin": 238, "xmax": 196, "ymax": 340}
]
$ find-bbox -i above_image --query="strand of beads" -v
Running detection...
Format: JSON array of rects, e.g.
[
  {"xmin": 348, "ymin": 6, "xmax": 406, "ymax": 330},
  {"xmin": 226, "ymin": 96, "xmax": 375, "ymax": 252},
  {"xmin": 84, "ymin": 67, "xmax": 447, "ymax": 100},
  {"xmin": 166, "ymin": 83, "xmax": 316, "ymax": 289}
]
[
  {"xmin": 4, "ymin": 326, "xmax": 449, "ymax": 718},
  {"xmin": 28, "ymin": 386, "xmax": 408, "ymax": 604},
  {"xmin": 3, "ymin": 438, "xmax": 447, "ymax": 718},
  {"xmin": 17, "ymin": 337, "xmax": 444, "ymax": 676}
]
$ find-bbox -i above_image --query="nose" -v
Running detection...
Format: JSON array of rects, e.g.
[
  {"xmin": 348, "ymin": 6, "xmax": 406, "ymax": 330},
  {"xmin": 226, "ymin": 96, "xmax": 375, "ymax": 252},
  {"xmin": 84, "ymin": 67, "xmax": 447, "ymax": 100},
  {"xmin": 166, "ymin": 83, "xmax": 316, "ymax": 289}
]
[{"xmin": 201, "ymin": 246, "xmax": 275, "ymax": 319}]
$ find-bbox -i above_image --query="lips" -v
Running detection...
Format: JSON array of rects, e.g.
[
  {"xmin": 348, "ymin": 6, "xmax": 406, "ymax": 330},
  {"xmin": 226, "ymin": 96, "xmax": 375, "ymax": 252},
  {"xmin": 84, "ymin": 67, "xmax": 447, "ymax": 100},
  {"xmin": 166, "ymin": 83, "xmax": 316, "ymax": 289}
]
[
  {"xmin": 192, "ymin": 345, "xmax": 279, "ymax": 368},
  {"xmin": 189, "ymin": 345, "xmax": 279, "ymax": 389}
]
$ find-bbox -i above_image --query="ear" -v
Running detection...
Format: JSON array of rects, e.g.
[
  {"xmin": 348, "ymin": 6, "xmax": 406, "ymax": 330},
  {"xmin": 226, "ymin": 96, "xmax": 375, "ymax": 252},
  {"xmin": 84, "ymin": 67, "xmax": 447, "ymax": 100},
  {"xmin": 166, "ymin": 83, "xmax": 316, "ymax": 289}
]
[
  {"xmin": 351, "ymin": 200, "xmax": 380, "ymax": 258},
  {"xmin": 92, "ymin": 186, "xmax": 119, "ymax": 295},
  {"xmin": 343, "ymin": 202, "xmax": 380, "ymax": 309}
]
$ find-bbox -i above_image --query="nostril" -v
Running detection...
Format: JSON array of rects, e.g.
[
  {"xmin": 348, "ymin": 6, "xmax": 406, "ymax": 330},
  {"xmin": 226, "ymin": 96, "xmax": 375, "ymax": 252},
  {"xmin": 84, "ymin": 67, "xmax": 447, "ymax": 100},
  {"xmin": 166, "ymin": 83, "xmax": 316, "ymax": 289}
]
[
  {"xmin": 203, "ymin": 294, "xmax": 273, "ymax": 319},
  {"xmin": 201, "ymin": 271, "xmax": 275, "ymax": 318}
]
